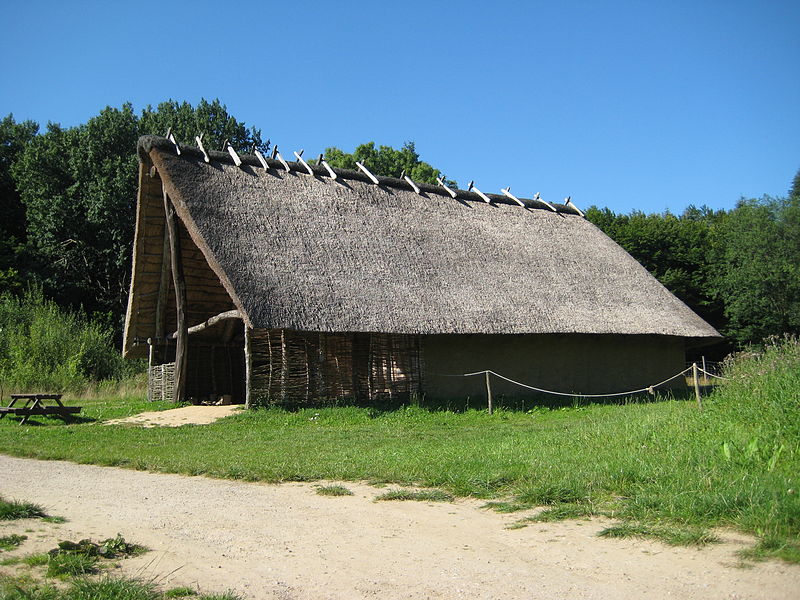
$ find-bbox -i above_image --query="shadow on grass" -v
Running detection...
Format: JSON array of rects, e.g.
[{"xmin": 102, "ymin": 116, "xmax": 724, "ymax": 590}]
[
  {"xmin": 0, "ymin": 414, "xmax": 97, "ymax": 426},
  {"xmin": 249, "ymin": 388, "xmax": 700, "ymax": 416}
]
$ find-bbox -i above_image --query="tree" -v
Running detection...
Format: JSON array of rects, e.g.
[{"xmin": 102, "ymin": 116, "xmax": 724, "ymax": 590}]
[
  {"xmin": 0, "ymin": 115, "xmax": 39, "ymax": 293},
  {"xmin": 323, "ymin": 141, "xmax": 455, "ymax": 187},
  {"xmin": 790, "ymin": 166, "xmax": 800, "ymax": 200},
  {"xmin": 585, "ymin": 205, "xmax": 726, "ymax": 332},
  {"xmin": 711, "ymin": 195, "xmax": 800, "ymax": 345},
  {"xmin": 11, "ymin": 100, "xmax": 266, "ymax": 331},
  {"xmin": 138, "ymin": 99, "xmax": 268, "ymax": 154}
]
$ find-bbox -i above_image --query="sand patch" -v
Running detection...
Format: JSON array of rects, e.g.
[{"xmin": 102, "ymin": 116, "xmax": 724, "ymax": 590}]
[{"xmin": 103, "ymin": 404, "xmax": 242, "ymax": 427}]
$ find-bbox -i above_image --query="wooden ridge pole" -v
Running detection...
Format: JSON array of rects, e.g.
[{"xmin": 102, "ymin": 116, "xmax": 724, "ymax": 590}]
[{"xmin": 164, "ymin": 190, "xmax": 188, "ymax": 403}]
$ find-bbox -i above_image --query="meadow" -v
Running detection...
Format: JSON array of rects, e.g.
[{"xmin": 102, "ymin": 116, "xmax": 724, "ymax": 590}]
[{"xmin": 0, "ymin": 337, "xmax": 797, "ymax": 564}]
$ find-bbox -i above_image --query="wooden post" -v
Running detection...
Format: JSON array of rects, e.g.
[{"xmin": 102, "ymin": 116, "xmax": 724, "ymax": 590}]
[
  {"xmin": 701, "ymin": 356, "xmax": 707, "ymax": 386},
  {"xmin": 485, "ymin": 371, "xmax": 493, "ymax": 415},
  {"xmin": 244, "ymin": 324, "xmax": 252, "ymax": 409},
  {"xmin": 164, "ymin": 191, "xmax": 188, "ymax": 403},
  {"xmin": 692, "ymin": 362, "xmax": 702, "ymax": 409},
  {"xmin": 154, "ymin": 228, "xmax": 170, "ymax": 340}
]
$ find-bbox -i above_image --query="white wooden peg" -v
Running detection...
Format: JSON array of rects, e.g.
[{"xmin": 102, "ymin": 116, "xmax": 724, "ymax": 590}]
[
  {"xmin": 468, "ymin": 181, "xmax": 492, "ymax": 204},
  {"xmin": 320, "ymin": 158, "xmax": 338, "ymax": 180},
  {"xmin": 166, "ymin": 128, "xmax": 181, "ymax": 155},
  {"xmin": 437, "ymin": 177, "xmax": 457, "ymax": 198},
  {"xmin": 225, "ymin": 140, "xmax": 243, "ymax": 167},
  {"xmin": 356, "ymin": 161, "xmax": 380, "ymax": 185},
  {"xmin": 404, "ymin": 175, "xmax": 421, "ymax": 194},
  {"xmin": 254, "ymin": 148, "xmax": 270, "ymax": 170},
  {"xmin": 195, "ymin": 134, "xmax": 210, "ymax": 163},
  {"xmin": 534, "ymin": 192, "xmax": 558, "ymax": 212},
  {"xmin": 274, "ymin": 147, "xmax": 291, "ymax": 172},
  {"xmin": 294, "ymin": 151, "xmax": 315, "ymax": 176},
  {"xmin": 565, "ymin": 196, "xmax": 585, "ymax": 217},
  {"xmin": 501, "ymin": 187, "xmax": 526, "ymax": 207}
]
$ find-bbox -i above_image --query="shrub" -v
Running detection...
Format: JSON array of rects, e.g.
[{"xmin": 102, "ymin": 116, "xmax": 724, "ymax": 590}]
[{"xmin": 0, "ymin": 288, "xmax": 144, "ymax": 393}]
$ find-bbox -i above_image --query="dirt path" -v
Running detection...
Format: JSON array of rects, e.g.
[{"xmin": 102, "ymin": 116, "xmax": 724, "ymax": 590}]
[{"xmin": 1, "ymin": 456, "xmax": 798, "ymax": 599}]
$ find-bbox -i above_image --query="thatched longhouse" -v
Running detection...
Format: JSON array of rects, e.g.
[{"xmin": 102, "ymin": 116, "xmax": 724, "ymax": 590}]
[{"xmin": 124, "ymin": 135, "xmax": 720, "ymax": 406}]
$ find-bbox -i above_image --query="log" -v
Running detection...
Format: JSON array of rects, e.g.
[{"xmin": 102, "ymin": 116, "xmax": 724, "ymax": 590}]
[
  {"xmin": 164, "ymin": 191, "xmax": 188, "ymax": 403},
  {"xmin": 154, "ymin": 227, "xmax": 170, "ymax": 339},
  {"xmin": 171, "ymin": 310, "xmax": 242, "ymax": 338}
]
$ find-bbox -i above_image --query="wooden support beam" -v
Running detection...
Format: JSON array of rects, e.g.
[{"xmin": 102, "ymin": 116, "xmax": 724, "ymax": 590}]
[
  {"xmin": 244, "ymin": 325, "xmax": 253, "ymax": 408},
  {"xmin": 171, "ymin": 310, "xmax": 241, "ymax": 338},
  {"xmin": 164, "ymin": 191, "xmax": 188, "ymax": 403},
  {"xmin": 154, "ymin": 226, "xmax": 170, "ymax": 339}
]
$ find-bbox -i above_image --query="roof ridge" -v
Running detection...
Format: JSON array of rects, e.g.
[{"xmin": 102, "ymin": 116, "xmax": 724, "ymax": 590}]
[{"xmin": 137, "ymin": 135, "xmax": 580, "ymax": 215}]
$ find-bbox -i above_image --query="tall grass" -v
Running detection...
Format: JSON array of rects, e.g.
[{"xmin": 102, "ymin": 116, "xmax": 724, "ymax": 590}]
[{"xmin": 0, "ymin": 288, "xmax": 144, "ymax": 395}]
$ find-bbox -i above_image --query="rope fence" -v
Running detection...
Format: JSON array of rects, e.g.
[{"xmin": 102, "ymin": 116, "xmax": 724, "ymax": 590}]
[{"xmin": 437, "ymin": 361, "xmax": 730, "ymax": 413}]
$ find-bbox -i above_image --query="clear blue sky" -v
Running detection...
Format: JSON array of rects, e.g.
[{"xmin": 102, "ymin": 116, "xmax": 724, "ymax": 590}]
[{"xmin": 2, "ymin": 0, "xmax": 798, "ymax": 214}]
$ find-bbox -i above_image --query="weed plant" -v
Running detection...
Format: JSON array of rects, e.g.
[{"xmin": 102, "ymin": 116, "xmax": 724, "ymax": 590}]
[
  {"xmin": 0, "ymin": 497, "xmax": 45, "ymax": 520},
  {"xmin": 0, "ymin": 534, "xmax": 26, "ymax": 551},
  {"xmin": 45, "ymin": 552, "xmax": 98, "ymax": 577},
  {"xmin": 376, "ymin": 489, "xmax": 454, "ymax": 502},
  {"xmin": 316, "ymin": 485, "xmax": 353, "ymax": 497}
]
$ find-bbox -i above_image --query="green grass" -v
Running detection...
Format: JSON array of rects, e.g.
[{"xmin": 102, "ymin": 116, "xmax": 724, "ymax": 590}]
[
  {"xmin": 316, "ymin": 485, "xmax": 354, "ymax": 497},
  {"xmin": 45, "ymin": 553, "xmax": 98, "ymax": 577},
  {"xmin": 482, "ymin": 501, "xmax": 535, "ymax": 513},
  {"xmin": 22, "ymin": 553, "xmax": 49, "ymax": 566},
  {"xmin": 0, "ymin": 338, "xmax": 797, "ymax": 561},
  {"xmin": 164, "ymin": 588, "xmax": 197, "ymax": 598},
  {"xmin": 0, "ymin": 534, "xmax": 26, "ymax": 551},
  {"xmin": 40, "ymin": 517, "xmax": 66, "ymax": 524},
  {"xmin": 0, "ymin": 498, "xmax": 45, "ymax": 520},
  {"xmin": 0, "ymin": 572, "xmax": 243, "ymax": 600},
  {"xmin": 527, "ymin": 503, "xmax": 598, "ymax": 522},
  {"xmin": 738, "ymin": 536, "xmax": 800, "ymax": 564},
  {"xmin": 375, "ymin": 489, "xmax": 455, "ymax": 502},
  {"xmin": 598, "ymin": 522, "xmax": 721, "ymax": 546}
]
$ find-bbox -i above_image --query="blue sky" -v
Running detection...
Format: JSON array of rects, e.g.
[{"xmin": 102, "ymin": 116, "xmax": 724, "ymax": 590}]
[{"xmin": 2, "ymin": 0, "xmax": 798, "ymax": 214}]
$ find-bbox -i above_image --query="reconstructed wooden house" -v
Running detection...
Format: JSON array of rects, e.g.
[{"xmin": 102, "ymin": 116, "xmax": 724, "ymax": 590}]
[{"xmin": 123, "ymin": 135, "xmax": 719, "ymax": 406}]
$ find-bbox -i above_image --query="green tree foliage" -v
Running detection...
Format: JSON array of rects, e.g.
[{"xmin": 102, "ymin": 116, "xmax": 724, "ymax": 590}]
[
  {"xmin": 138, "ymin": 98, "xmax": 269, "ymax": 154},
  {"xmin": 12, "ymin": 108, "xmax": 138, "ymax": 318},
  {"xmin": 789, "ymin": 166, "xmax": 800, "ymax": 200},
  {"xmin": 585, "ymin": 205, "xmax": 726, "ymax": 331},
  {"xmin": 711, "ymin": 195, "xmax": 800, "ymax": 344},
  {"xmin": 0, "ymin": 115, "xmax": 38, "ymax": 293},
  {"xmin": 8, "ymin": 99, "xmax": 265, "ymax": 327},
  {"xmin": 324, "ymin": 141, "xmax": 455, "ymax": 187}
]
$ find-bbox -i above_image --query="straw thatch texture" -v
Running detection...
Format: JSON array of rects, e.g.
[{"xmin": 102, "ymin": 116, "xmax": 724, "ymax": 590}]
[{"xmin": 127, "ymin": 136, "xmax": 719, "ymax": 346}]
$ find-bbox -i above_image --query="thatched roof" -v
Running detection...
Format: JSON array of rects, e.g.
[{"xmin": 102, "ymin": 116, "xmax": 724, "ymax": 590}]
[{"xmin": 124, "ymin": 135, "xmax": 719, "ymax": 356}]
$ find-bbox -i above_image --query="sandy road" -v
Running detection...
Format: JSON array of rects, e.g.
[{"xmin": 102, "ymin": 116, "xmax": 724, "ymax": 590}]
[{"xmin": 1, "ymin": 455, "xmax": 798, "ymax": 599}]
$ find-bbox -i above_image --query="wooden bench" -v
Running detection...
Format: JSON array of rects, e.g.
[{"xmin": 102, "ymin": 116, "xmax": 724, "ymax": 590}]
[{"xmin": 0, "ymin": 394, "xmax": 82, "ymax": 425}]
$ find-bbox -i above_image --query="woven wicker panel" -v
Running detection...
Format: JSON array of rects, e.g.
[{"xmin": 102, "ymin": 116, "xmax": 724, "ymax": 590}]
[
  {"xmin": 148, "ymin": 362, "xmax": 176, "ymax": 403},
  {"xmin": 248, "ymin": 329, "xmax": 422, "ymax": 407}
]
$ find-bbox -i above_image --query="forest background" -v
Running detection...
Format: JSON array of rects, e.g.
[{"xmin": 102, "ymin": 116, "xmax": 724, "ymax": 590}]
[{"xmin": 1, "ymin": 99, "xmax": 798, "ymax": 387}]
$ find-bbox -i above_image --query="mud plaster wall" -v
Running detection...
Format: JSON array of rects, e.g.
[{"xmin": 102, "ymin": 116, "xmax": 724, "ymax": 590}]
[{"xmin": 422, "ymin": 334, "xmax": 685, "ymax": 399}]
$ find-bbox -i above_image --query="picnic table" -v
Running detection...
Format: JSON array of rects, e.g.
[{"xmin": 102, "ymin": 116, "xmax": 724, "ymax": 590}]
[{"xmin": 0, "ymin": 394, "xmax": 82, "ymax": 425}]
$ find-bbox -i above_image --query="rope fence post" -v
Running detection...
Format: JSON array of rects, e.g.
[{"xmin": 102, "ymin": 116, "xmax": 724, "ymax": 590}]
[
  {"xmin": 485, "ymin": 371, "xmax": 493, "ymax": 415},
  {"xmin": 701, "ymin": 356, "xmax": 708, "ymax": 386},
  {"xmin": 692, "ymin": 362, "xmax": 703, "ymax": 409}
]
